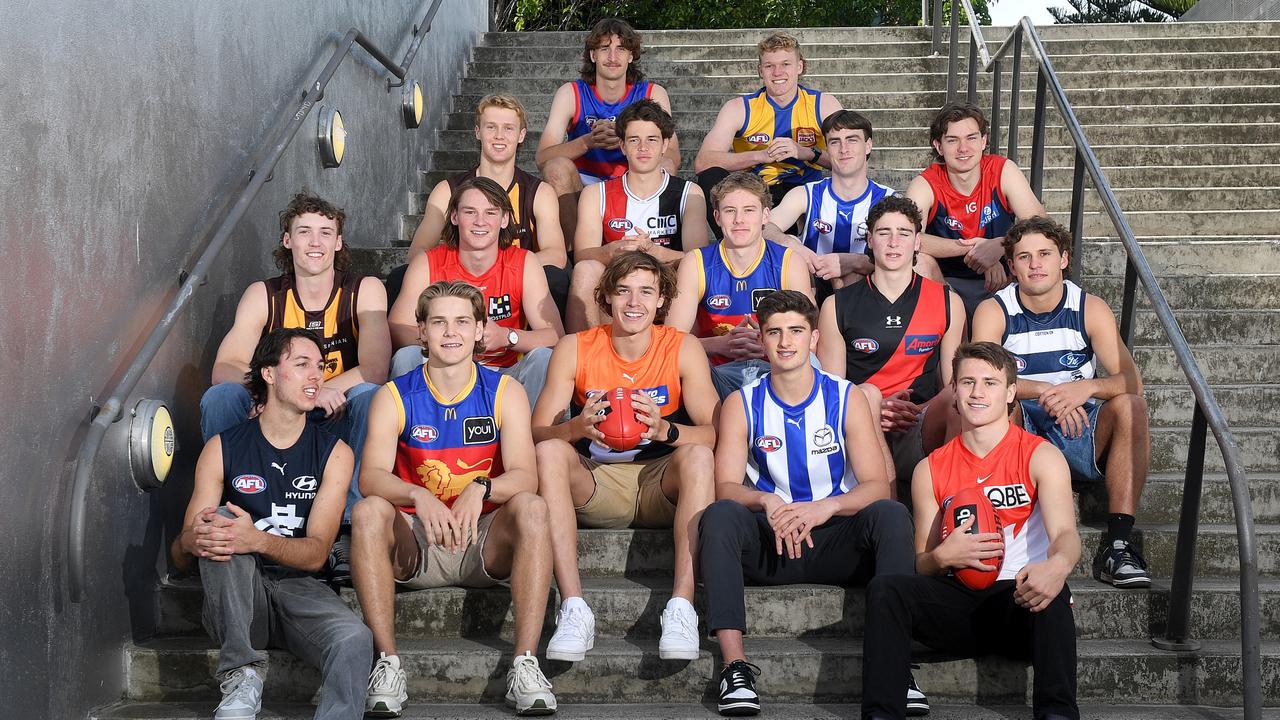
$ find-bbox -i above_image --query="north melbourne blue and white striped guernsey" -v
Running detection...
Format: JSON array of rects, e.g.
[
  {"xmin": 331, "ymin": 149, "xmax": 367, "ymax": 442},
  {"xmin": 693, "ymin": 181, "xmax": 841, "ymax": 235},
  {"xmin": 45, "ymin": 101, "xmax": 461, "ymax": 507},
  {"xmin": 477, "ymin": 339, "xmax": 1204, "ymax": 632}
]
[{"xmin": 800, "ymin": 177, "xmax": 895, "ymax": 255}]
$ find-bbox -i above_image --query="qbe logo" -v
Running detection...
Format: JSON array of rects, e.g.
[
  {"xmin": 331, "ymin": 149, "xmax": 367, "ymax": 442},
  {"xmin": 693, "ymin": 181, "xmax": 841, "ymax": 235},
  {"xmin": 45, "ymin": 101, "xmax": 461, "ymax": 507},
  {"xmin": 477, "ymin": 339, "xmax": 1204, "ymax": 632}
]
[
  {"xmin": 985, "ymin": 484, "xmax": 1031, "ymax": 509},
  {"xmin": 708, "ymin": 294, "xmax": 732, "ymax": 310},
  {"xmin": 747, "ymin": 132, "xmax": 771, "ymax": 144},
  {"xmin": 607, "ymin": 218, "xmax": 633, "ymax": 232},
  {"xmin": 755, "ymin": 435, "xmax": 782, "ymax": 453},
  {"xmin": 233, "ymin": 474, "xmax": 266, "ymax": 494},
  {"xmin": 410, "ymin": 425, "xmax": 438, "ymax": 442},
  {"xmin": 852, "ymin": 338, "xmax": 879, "ymax": 353}
]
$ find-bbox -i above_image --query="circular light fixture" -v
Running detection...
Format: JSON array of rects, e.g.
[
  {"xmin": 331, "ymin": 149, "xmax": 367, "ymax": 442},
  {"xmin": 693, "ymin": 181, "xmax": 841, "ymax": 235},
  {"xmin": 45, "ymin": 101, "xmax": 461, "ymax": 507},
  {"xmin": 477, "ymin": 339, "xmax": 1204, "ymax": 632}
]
[
  {"xmin": 129, "ymin": 399, "xmax": 175, "ymax": 491},
  {"xmin": 402, "ymin": 80, "xmax": 424, "ymax": 129},
  {"xmin": 318, "ymin": 105, "xmax": 346, "ymax": 168}
]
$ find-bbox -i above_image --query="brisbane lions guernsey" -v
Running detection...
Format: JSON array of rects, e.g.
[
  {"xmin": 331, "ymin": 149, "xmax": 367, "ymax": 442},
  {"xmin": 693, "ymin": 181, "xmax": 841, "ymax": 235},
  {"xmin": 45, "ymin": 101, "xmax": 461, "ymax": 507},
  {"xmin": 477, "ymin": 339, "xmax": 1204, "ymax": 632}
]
[
  {"xmin": 693, "ymin": 240, "xmax": 794, "ymax": 365},
  {"xmin": 426, "ymin": 244, "xmax": 529, "ymax": 369},
  {"xmin": 732, "ymin": 85, "xmax": 826, "ymax": 186},
  {"xmin": 567, "ymin": 79, "xmax": 654, "ymax": 182},
  {"xmin": 571, "ymin": 324, "xmax": 692, "ymax": 463},
  {"xmin": 833, "ymin": 274, "xmax": 952, "ymax": 403},
  {"xmin": 995, "ymin": 280, "xmax": 1097, "ymax": 387},
  {"xmin": 801, "ymin": 177, "xmax": 896, "ymax": 255},
  {"xmin": 221, "ymin": 417, "xmax": 340, "ymax": 542},
  {"xmin": 929, "ymin": 424, "xmax": 1048, "ymax": 581},
  {"xmin": 389, "ymin": 363, "xmax": 506, "ymax": 515},
  {"xmin": 599, "ymin": 171, "xmax": 691, "ymax": 250},
  {"xmin": 921, "ymin": 154, "xmax": 1015, "ymax": 281},
  {"xmin": 264, "ymin": 271, "xmax": 363, "ymax": 381},
  {"xmin": 740, "ymin": 368, "xmax": 858, "ymax": 503}
]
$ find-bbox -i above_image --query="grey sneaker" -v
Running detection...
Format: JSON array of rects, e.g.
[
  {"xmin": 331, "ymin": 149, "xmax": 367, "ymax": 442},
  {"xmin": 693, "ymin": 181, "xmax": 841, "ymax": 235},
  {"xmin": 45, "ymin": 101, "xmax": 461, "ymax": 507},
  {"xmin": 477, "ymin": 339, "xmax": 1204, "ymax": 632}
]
[
  {"xmin": 214, "ymin": 666, "xmax": 263, "ymax": 720},
  {"xmin": 505, "ymin": 652, "xmax": 557, "ymax": 715},
  {"xmin": 1094, "ymin": 539, "xmax": 1152, "ymax": 588},
  {"xmin": 328, "ymin": 529, "xmax": 352, "ymax": 585},
  {"xmin": 365, "ymin": 652, "xmax": 408, "ymax": 717}
]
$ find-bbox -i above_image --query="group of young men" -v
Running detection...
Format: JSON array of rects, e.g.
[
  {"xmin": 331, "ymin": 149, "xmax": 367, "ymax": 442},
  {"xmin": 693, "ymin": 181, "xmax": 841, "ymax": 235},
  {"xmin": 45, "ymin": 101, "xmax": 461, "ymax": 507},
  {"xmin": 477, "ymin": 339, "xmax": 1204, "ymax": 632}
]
[{"xmin": 174, "ymin": 17, "xmax": 1154, "ymax": 720}]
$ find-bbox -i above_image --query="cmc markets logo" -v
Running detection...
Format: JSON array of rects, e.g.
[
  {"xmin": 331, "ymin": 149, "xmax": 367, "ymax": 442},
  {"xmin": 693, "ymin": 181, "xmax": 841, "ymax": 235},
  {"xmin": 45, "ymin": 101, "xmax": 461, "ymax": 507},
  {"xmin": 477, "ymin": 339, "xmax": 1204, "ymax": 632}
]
[
  {"xmin": 607, "ymin": 218, "xmax": 633, "ymax": 232},
  {"xmin": 708, "ymin": 294, "xmax": 732, "ymax": 310},
  {"xmin": 755, "ymin": 435, "xmax": 782, "ymax": 453},
  {"xmin": 852, "ymin": 338, "xmax": 879, "ymax": 353},
  {"xmin": 812, "ymin": 219, "xmax": 833, "ymax": 235},
  {"xmin": 233, "ymin": 474, "xmax": 266, "ymax": 494},
  {"xmin": 747, "ymin": 132, "xmax": 771, "ymax": 144},
  {"xmin": 410, "ymin": 425, "xmax": 438, "ymax": 442}
]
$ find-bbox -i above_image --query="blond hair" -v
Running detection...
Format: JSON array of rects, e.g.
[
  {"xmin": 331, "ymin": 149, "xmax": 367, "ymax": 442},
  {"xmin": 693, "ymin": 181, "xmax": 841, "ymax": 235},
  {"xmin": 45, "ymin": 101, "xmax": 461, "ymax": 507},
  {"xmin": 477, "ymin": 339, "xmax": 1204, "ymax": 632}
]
[
  {"xmin": 475, "ymin": 94, "xmax": 528, "ymax": 131},
  {"xmin": 757, "ymin": 32, "xmax": 805, "ymax": 66}
]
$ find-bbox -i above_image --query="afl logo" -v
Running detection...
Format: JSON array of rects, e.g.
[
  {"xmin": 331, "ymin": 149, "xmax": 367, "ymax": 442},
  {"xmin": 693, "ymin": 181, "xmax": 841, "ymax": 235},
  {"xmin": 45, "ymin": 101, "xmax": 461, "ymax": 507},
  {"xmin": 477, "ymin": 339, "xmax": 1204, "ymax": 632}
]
[
  {"xmin": 1059, "ymin": 352, "xmax": 1088, "ymax": 369},
  {"xmin": 812, "ymin": 219, "xmax": 833, "ymax": 235},
  {"xmin": 1015, "ymin": 356, "xmax": 1027, "ymax": 372},
  {"xmin": 410, "ymin": 425, "xmax": 438, "ymax": 442},
  {"xmin": 945, "ymin": 216, "xmax": 964, "ymax": 232},
  {"xmin": 853, "ymin": 338, "xmax": 879, "ymax": 353},
  {"xmin": 747, "ymin": 132, "xmax": 771, "ymax": 144},
  {"xmin": 756, "ymin": 435, "xmax": 782, "ymax": 453},
  {"xmin": 233, "ymin": 475, "xmax": 266, "ymax": 494},
  {"xmin": 708, "ymin": 294, "xmax": 732, "ymax": 310},
  {"xmin": 607, "ymin": 218, "xmax": 632, "ymax": 232}
]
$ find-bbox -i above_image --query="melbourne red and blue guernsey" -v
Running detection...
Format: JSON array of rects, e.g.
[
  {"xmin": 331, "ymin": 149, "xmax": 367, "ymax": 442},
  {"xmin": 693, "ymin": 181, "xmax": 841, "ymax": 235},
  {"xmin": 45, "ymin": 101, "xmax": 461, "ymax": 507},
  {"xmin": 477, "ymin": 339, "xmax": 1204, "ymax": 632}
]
[
  {"xmin": 388, "ymin": 363, "xmax": 508, "ymax": 515},
  {"xmin": 693, "ymin": 240, "xmax": 794, "ymax": 365},
  {"xmin": 568, "ymin": 79, "xmax": 654, "ymax": 182},
  {"xmin": 921, "ymin": 154, "xmax": 1015, "ymax": 281}
]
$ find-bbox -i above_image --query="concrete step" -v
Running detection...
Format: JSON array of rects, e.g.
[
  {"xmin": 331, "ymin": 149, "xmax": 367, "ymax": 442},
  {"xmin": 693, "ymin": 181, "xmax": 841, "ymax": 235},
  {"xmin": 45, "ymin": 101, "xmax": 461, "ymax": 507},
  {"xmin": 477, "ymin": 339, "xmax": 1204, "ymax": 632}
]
[
  {"xmin": 1130, "ymin": 310, "xmax": 1280, "ymax": 345},
  {"xmin": 1080, "ymin": 239, "xmax": 1280, "ymax": 277},
  {"xmin": 1095, "ymin": 472, "xmax": 1280, "ymax": 525},
  {"xmin": 1135, "ymin": 346, "xmax": 1280, "ymax": 385},
  {"xmin": 123, "ymin": 636, "xmax": 1280, "ymax": 705},
  {"xmin": 1143, "ymin": 384, "xmax": 1280, "ymax": 428},
  {"xmin": 1086, "ymin": 274, "xmax": 1280, "ymax": 311},
  {"xmin": 86, "ymin": 701, "xmax": 1259, "ymax": 720}
]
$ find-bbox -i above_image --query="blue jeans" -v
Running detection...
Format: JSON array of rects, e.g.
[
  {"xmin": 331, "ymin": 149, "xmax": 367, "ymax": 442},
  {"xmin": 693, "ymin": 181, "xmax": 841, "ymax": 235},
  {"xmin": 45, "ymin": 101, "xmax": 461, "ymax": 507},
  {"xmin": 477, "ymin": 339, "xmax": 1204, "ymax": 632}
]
[
  {"xmin": 200, "ymin": 382, "xmax": 379, "ymax": 520},
  {"xmin": 1020, "ymin": 398, "xmax": 1104, "ymax": 482},
  {"xmin": 710, "ymin": 354, "xmax": 822, "ymax": 401},
  {"xmin": 390, "ymin": 345, "xmax": 552, "ymax": 410}
]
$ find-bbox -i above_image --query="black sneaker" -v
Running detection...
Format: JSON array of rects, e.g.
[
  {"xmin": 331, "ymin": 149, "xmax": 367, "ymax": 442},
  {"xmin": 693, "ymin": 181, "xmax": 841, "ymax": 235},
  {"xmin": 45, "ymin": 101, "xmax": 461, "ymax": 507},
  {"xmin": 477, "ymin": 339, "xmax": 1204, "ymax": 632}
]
[
  {"xmin": 328, "ymin": 528, "xmax": 352, "ymax": 586},
  {"xmin": 1093, "ymin": 539, "xmax": 1151, "ymax": 588},
  {"xmin": 717, "ymin": 660, "xmax": 762, "ymax": 716},
  {"xmin": 907, "ymin": 666, "xmax": 929, "ymax": 716}
]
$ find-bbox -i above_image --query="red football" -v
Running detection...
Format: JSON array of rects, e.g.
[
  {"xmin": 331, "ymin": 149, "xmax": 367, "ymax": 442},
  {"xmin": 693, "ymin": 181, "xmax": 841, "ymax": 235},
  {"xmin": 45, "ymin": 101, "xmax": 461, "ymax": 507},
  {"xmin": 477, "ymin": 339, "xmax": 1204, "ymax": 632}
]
[
  {"xmin": 597, "ymin": 387, "xmax": 645, "ymax": 451},
  {"xmin": 940, "ymin": 485, "xmax": 1004, "ymax": 590}
]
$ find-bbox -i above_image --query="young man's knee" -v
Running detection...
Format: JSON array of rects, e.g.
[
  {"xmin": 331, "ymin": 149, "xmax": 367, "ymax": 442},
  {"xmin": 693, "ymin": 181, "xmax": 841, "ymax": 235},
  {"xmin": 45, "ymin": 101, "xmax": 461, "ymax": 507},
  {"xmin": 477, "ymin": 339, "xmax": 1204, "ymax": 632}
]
[
  {"xmin": 542, "ymin": 157, "xmax": 582, "ymax": 193},
  {"xmin": 507, "ymin": 490, "xmax": 550, "ymax": 528},
  {"xmin": 351, "ymin": 495, "xmax": 397, "ymax": 533},
  {"xmin": 699, "ymin": 498, "xmax": 753, "ymax": 538}
]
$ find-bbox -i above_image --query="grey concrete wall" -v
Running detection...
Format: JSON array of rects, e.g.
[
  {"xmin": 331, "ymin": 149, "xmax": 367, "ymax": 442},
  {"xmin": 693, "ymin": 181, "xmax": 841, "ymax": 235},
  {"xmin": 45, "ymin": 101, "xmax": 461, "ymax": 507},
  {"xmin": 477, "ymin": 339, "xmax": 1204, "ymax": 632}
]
[
  {"xmin": 0, "ymin": 1, "xmax": 485, "ymax": 717},
  {"xmin": 1183, "ymin": 0, "xmax": 1280, "ymax": 20}
]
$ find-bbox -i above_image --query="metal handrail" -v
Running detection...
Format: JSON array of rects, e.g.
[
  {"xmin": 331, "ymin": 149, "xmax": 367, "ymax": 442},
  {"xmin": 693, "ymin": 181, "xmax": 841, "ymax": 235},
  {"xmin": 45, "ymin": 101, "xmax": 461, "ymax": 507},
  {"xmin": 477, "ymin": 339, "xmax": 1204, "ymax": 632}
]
[
  {"xmin": 937, "ymin": 3, "xmax": 1261, "ymax": 718},
  {"xmin": 67, "ymin": 0, "xmax": 447, "ymax": 603}
]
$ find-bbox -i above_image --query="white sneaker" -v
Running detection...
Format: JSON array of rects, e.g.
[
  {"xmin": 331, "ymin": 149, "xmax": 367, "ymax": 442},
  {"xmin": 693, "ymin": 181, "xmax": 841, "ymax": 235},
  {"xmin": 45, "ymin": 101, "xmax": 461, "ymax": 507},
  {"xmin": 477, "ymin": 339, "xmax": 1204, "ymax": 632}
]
[
  {"xmin": 214, "ymin": 666, "xmax": 263, "ymax": 720},
  {"xmin": 658, "ymin": 598, "xmax": 701, "ymax": 660},
  {"xmin": 546, "ymin": 603, "xmax": 595, "ymax": 662},
  {"xmin": 365, "ymin": 652, "xmax": 408, "ymax": 717},
  {"xmin": 505, "ymin": 652, "xmax": 558, "ymax": 716}
]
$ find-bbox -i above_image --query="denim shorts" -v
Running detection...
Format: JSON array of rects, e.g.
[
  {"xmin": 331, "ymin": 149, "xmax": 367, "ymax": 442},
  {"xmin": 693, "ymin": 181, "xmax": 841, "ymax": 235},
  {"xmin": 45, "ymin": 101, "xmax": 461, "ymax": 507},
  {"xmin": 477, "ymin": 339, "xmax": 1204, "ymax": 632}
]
[{"xmin": 1019, "ymin": 398, "xmax": 1104, "ymax": 482}]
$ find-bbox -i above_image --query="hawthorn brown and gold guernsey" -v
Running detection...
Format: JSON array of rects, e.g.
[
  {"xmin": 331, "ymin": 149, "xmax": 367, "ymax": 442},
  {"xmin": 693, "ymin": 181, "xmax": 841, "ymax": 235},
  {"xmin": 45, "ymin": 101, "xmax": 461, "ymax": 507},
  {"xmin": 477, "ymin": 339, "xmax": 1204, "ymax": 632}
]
[{"xmin": 263, "ymin": 271, "xmax": 362, "ymax": 381}]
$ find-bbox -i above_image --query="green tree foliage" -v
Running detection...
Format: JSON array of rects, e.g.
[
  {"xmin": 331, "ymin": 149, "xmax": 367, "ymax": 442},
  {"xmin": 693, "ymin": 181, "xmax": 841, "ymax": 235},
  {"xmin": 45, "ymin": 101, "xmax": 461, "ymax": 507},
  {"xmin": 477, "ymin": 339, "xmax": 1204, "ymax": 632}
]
[
  {"xmin": 1047, "ymin": 0, "xmax": 1186, "ymax": 23},
  {"xmin": 494, "ymin": 0, "xmax": 989, "ymax": 31}
]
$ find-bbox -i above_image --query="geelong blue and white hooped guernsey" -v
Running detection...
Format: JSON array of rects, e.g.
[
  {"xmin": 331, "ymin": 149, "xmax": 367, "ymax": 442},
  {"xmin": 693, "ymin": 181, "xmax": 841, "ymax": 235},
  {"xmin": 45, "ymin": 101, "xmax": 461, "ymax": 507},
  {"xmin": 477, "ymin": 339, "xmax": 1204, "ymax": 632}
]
[
  {"xmin": 800, "ymin": 177, "xmax": 896, "ymax": 255},
  {"xmin": 739, "ymin": 368, "xmax": 857, "ymax": 502},
  {"xmin": 994, "ymin": 280, "xmax": 1097, "ymax": 385}
]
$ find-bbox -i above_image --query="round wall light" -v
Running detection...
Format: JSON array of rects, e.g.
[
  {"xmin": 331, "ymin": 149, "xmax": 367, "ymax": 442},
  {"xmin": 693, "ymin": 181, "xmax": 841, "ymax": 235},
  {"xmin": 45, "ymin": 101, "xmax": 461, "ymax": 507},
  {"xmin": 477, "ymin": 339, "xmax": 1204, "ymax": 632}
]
[
  {"xmin": 402, "ymin": 80, "xmax": 424, "ymax": 129},
  {"xmin": 318, "ymin": 105, "xmax": 346, "ymax": 168},
  {"xmin": 129, "ymin": 399, "xmax": 175, "ymax": 491}
]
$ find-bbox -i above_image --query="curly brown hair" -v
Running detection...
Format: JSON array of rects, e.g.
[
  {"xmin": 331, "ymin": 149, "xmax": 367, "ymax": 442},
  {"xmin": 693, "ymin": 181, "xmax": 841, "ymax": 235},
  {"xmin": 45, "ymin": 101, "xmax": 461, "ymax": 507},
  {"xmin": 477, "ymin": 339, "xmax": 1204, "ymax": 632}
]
[
  {"xmin": 580, "ymin": 18, "xmax": 644, "ymax": 84},
  {"xmin": 594, "ymin": 251, "xmax": 678, "ymax": 325},
  {"xmin": 273, "ymin": 192, "xmax": 350, "ymax": 273}
]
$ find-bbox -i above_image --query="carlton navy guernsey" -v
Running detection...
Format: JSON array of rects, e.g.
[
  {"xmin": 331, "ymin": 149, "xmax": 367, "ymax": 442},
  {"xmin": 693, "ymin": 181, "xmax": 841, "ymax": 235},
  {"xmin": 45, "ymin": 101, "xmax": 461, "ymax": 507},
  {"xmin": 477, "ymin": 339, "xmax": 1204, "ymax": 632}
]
[{"xmin": 221, "ymin": 417, "xmax": 340, "ymax": 541}]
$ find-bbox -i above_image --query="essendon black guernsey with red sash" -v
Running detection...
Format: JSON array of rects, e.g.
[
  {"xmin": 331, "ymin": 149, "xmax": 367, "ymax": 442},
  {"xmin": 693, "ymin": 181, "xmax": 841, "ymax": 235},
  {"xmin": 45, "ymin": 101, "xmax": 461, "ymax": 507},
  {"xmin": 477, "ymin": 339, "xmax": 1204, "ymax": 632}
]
[
  {"xmin": 447, "ymin": 167, "xmax": 542, "ymax": 250},
  {"xmin": 264, "ymin": 271, "xmax": 363, "ymax": 381},
  {"xmin": 833, "ymin": 273, "xmax": 951, "ymax": 403}
]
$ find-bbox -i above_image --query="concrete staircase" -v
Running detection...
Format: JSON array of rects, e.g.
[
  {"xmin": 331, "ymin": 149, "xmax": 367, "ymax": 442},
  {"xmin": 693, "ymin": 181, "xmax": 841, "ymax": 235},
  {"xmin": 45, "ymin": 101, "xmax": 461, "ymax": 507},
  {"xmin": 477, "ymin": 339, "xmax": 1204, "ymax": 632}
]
[{"xmin": 95, "ymin": 21, "xmax": 1279, "ymax": 719}]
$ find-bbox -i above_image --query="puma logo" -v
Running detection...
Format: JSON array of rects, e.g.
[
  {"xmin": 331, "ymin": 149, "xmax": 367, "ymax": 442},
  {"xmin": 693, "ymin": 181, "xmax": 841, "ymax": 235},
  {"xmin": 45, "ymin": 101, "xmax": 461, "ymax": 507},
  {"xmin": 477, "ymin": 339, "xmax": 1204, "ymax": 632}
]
[
  {"xmin": 622, "ymin": 372, "xmax": 636, "ymax": 384},
  {"xmin": 271, "ymin": 462, "xmax": 287, "ymax": 475},
  {"xmin": 785, "ymin": 417, "xmax": 802, "ymax": 428}
]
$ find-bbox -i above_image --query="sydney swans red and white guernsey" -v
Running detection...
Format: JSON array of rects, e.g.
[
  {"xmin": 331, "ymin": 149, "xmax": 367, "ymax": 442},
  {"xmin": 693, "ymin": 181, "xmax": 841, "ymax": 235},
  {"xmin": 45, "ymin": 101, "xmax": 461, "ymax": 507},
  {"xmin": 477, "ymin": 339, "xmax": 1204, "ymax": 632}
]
[{"xmin": 929, "ymin": 424, "xmax": 1048, "ymax": 581}]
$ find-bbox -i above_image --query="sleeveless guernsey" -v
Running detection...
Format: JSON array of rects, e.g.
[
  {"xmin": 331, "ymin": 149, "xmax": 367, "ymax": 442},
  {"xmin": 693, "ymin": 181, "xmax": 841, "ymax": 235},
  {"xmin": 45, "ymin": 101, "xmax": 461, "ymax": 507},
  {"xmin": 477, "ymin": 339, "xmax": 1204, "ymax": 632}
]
[
  {"xmin": 264, "ymin": 271, "xmax": 362, "ymax": 381},
  {"xmin": 388, "ymin": 362, "xmax": 507, "ymax": 515},
  {"xmin": 995, "ymin": 280, "xmax": 1097, "ymax": 386},
  {"xmin": 571, "ymin": 324, "xmax": 691, "ymax": 464},
  {"xmin": 221, "ymin": 417, "xmax": 340, "ymax": 542},
  {"xmin": 693, "ymin": 240, "xmax": 794, "ymax": 365},
  {"xmin": 801, "ymin": 177, "xmax": 896, "ymax": 255},
  {"xmin": 568, "ymin": 79, "xmax": 654, "ymax": 182},
  {"xmin": 426, "ymin": 244, "xmax": 530, "ymax": 369},
  {"xmin": 834, "ymin": 274, "xmax": 951, "ymax": 403},
  {"xmin": 446, "ymin": 167, "xmax": 542, "ymax": 251},
  {"xmin": 599, "ymin": 171, "xmax": 691, "ymax": 250},
  {"xmin": 929, "ymin": 424, "xmax": 1047, "ymax": 580},
  {"xmin": 921, "ymin": 154, "xmax": 1015, "ymax": 281},
  {"xmin": 732, "ymin": 85, "xmax": 826, "ymax": 186},
  {"xmin": 740, "ymin": 368, "xmax": 857, "ymax": 503}
]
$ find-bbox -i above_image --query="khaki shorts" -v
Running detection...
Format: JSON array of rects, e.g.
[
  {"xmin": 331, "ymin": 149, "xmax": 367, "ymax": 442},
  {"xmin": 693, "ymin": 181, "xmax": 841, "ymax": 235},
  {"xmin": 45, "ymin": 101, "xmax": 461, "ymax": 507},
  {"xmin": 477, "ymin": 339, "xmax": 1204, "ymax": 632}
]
[
  {"xmin": 398, "ymin": 510, "xmax": 500, "ymax": 590},
  {"xmin": 576, "ymin": 454, "xmax": 678, "ymax": 529}
]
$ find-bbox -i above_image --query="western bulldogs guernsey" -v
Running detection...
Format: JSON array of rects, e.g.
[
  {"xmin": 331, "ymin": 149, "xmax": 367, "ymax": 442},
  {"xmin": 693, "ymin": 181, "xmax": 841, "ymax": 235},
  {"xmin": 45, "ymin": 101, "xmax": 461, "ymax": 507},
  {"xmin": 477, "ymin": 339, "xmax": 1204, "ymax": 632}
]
[
  {"xmin": 568, "ymin": 79, "xmax": 654, "ymax": 182},
  {"xmin": 834, "ymin": 274, "xmax": 951, "ymax": 403},
  {"xmin": 264, "ymin": 271, "xmax": 362, "ymax": 381},
  {"xmin": 995, "ymin": 280, "xmax": 1097, "ymax": 386},
  {"xmin": 732, "ymin": 85, "xmax": 826, "ymax": 186},
  {"xmin": 600, "ymin": 171, "xmax": 691, "ymax": 249},
  {"xmin": 426, "ymin": 244, "xmax": 529, "ymax": 369},
  {"xmin": 693, "ymin": 240, "xmax": 794, "ymax": 365},
  {"xmin": 930, "ymin": 425, "xmax": 1048, "ymax": 580},
  {"xmin": 801, "ymin": 178, "xmax": 896, "ymax": 255},
  {"xmin": 389, "ymin": 363, "xmax": 506, "ymax": 515},
  {"xmin": 921, "ymin": 154, "xmax": 1015, "ymax": 281},
  {"xmin": 222, "ymin": 417, "xmax": 340, "ymax": 541},
  {"xmin": 741, "ymin": 369, "xmax": 857, "ymax": 502}
]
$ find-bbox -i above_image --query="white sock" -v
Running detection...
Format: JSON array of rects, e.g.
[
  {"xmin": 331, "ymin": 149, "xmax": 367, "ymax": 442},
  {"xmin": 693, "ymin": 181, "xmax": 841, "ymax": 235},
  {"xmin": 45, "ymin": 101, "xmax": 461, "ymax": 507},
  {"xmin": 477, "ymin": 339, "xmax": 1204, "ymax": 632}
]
[
  {"xmin": 666, "ymin": 596, "xmax": 695, "ymax": 613},
  {"xmin": 561, "ymin": 595, "xmax": 590, "ymax": 613}
]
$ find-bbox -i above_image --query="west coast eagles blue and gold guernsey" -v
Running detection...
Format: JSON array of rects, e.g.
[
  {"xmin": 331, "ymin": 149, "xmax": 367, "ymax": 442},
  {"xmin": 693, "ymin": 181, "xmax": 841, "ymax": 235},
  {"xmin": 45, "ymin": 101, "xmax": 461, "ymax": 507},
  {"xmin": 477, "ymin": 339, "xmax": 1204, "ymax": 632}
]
[
  {"xmin": 740, "ymin": 368, "xmax": 857, "ymax": 502},
  {"xmin": 732, "ymin": 85, "xmax": 826, "ymax": 186},
  {"xmin": 693, "ymin": 239, "xmax": 795, "ymax": 365},
  {"xmin": 388, "ymin": 363, "xmax": 508, "ymax": 515},
  {"xmin": 568, "ymin": 79, "xmax": 654, "ymax": 182}
]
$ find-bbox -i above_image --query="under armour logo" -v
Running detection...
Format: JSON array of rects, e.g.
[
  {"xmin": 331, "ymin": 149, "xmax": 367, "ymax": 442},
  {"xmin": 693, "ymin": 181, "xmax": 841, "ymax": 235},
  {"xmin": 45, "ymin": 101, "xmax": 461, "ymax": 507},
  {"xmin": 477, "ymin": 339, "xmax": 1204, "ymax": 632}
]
[
  {"xmin": 271, "ymin": 462, "xmax": 287, "ymax": 475},
  {"xmin": 885, "ymin": 316, "xmax": 903, "ymax": 327}
]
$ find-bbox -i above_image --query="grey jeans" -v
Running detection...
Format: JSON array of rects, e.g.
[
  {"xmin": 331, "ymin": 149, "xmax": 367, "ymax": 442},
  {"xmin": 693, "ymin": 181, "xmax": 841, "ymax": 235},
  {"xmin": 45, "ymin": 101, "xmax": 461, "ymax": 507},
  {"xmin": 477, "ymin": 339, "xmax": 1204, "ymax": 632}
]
[{"xmin": 200, "ymin": 554, "xmax": 373, "ymax": 720}]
